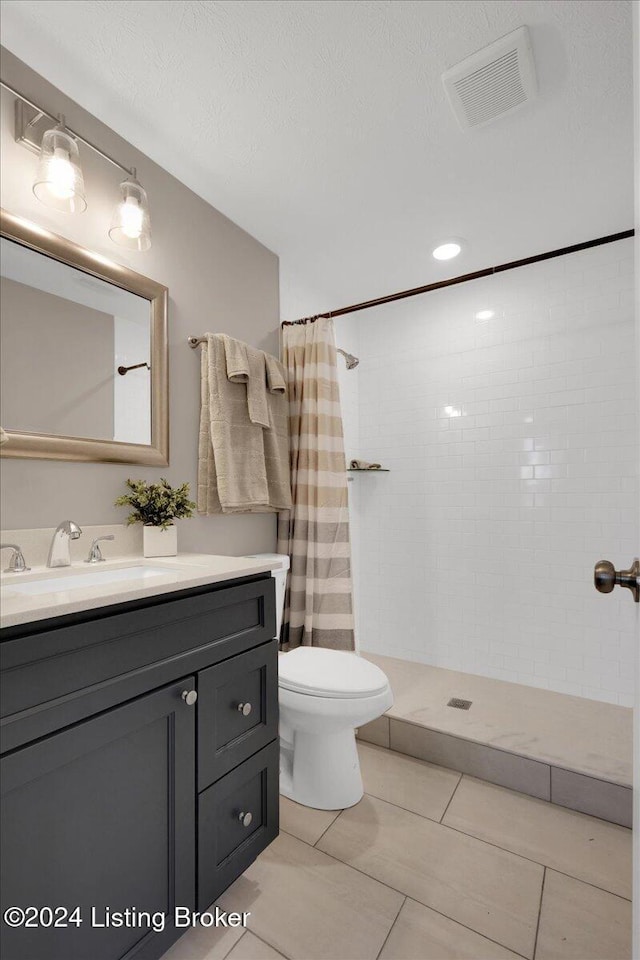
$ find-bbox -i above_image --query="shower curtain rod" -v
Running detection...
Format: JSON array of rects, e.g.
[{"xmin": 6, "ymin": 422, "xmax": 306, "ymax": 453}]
[{"xmin": 283, "ymin": 229, "xmax": 634, "ymax": 326}]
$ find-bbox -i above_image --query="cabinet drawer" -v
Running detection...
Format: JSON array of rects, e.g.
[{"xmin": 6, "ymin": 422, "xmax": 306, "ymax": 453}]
[
  {"xmin": 198, "ymin": 640, "xmax": 278, "ymax": 789},
  {"xmin": 198, "ymin": 739, "xmax": 278, "ymax": 911}
]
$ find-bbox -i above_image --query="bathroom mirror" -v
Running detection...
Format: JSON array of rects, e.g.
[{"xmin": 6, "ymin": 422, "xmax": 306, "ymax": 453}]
[{"xmin": 0, "ymin": 209, "xmax": 168, "ymax": 464}]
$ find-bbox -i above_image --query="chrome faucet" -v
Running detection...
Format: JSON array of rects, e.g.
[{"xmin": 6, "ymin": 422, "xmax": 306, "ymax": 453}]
[
  {"xmin": 0, "ymin": 543, "xmax": 30, "ymax": 573},
  {"xmin": 85, "ymin": 535, "xmax": 115, "ymax": 564},
  {"xmin": 47, "ymin": 521, "xmax": 82, "ymax": 568}
]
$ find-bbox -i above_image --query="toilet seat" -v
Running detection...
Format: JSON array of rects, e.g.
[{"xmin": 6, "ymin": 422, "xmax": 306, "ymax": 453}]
[{"xmin": 278, "ymin": 647, "xmax": 389, "ymax": 699}]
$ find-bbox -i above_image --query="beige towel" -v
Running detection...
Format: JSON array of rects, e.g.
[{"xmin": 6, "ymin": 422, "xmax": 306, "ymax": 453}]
[
  {"xmin": 261, "ymin": 356, "xmax": 292, "ymax": 511},
  {"xmin": 0, "ymin": 427, "xmax": 8, "ymax": 446},
  {"xmin": 265, "ymin": 354, "xmax": 286, "ymax": 394},
  {"xmin": 350, "ymin": 459, "xmax": 381, "ymax": 469},
  {"xmin": 198, "ymin": 334, "xmax": 292, "ymax": 514},
  {"xmin": 222, "ymin": 334, "xmax": 250, "ymax": 381},
  {"xmin": 222, "ymin": 335, "xmax": 270, "ymax": 428}
]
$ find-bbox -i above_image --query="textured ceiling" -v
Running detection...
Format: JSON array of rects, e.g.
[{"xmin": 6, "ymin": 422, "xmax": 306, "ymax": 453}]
[{"xmin": 0, "ymin": 0, "xmax": 634, "ymax": 313}]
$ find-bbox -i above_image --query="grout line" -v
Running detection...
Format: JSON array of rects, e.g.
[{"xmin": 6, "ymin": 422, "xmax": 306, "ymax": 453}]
[
  {"xmin": 312, "ymin": 810, "xmax": 345, "ymax": 847},
  {"xmin": 439, "ymin": 771, "xmax": 463, "ymax": 823},
  {"xmin": 374, "ymin": 895, "xmax": 406, "ymax": 960},
  {"xmin": 252, "ymin": 932, "xmax": 292, "ymax": 959},
  {"xmin": 532, "ymin": 867, "xmax": 546, "ymax": 960},
  {"xmin": 279, "ymin": 821, "xmax": 342, "ymax": 849},
  {"xmin": 220, "ymin": 929, "xmax": 247, "ymax": 960}
]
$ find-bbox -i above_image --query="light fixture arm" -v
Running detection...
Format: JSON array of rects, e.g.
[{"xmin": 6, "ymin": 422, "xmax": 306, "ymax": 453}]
[{"xmin": 2, "ymin": 79, "xmax": 135, "ymax": 177}]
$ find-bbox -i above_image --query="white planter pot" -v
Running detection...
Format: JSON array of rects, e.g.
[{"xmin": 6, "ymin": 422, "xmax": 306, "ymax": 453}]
[{"xmin": 143, "ymin": 524, "xmax": 177, "ymax": 558}]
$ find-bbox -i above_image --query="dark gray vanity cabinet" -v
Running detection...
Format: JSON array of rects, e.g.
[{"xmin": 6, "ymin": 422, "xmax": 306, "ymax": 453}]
[
  {"xmin": 0, "ymin": 574, "xmax": 279, "ymax": 960},
  {"xmin": 1, "ymin": 680, "xmax": 195, "ymax": 960}
]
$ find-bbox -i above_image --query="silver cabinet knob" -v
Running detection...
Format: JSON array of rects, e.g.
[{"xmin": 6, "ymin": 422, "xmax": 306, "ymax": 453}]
[
  {"xmin": 594, "ymin": 559, "xmax": 639, "ymax": 603},
  {"xmin": 238, "ymin": 811, "xmax": 253, "ymax": 827},
  {"xmin": 237, "ymin": 702, "xmax": 252, "ymax": 716},
  {"xmin": 181, "ymin": 689, "xmax": 198, "ymax": 706}
]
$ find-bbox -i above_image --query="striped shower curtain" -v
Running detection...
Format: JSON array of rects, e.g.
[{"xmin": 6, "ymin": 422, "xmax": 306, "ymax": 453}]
[{"xmin": 276, "ymin": 316, "xmax": 355, "ymax": 651}]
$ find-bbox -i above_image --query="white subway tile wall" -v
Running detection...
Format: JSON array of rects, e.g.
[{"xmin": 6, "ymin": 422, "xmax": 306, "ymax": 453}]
[{"xmin": 339, "ymin": 238, "xmax": 637, "ymax": 705}]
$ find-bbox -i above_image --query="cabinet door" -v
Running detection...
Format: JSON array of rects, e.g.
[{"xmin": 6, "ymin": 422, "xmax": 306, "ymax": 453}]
[
  {"xmin": 1, "ymin": 680, "xmax": 195, "ymax": 960},
  {"xmin": 198, "ymin": 740, "xmax": 279, "ymax": 912},
  {"xmin": 198, "ymin": 640, "xmax": 278, "ymax": 789}
]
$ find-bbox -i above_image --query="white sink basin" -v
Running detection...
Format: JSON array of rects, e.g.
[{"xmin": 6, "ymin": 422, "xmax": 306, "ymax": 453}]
[{"xmin": 1, "ymin": 565, "xmax": 180, "ymax": 597}]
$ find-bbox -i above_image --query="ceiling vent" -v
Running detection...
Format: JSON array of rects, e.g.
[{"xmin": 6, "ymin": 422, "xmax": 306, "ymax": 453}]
[{"xmin": 442, "ymin": 26, "xmax": 537, "ymax": 130}]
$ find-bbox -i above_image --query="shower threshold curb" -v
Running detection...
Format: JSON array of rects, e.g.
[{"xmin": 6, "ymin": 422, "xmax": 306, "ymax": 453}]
[{"xmin": 357, "ymin": 714, "xmax": 632, "ymax": 828}]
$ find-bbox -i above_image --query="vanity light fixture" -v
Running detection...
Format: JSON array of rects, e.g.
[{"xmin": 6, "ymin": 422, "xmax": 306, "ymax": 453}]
[
  {"xmin": 432, "ymin": 239, "xmax": 464, "ymax": 261},
  {"xmin": 109, "ymin": 171, "xmax": 151, "ymax": 251},
  {"xmin": 32, "ymin": 117, "xmax": 86, "ymax": 214},
  {"xmin": 4, "ymin": 80, "xmax": 152, "ymax": 250}
]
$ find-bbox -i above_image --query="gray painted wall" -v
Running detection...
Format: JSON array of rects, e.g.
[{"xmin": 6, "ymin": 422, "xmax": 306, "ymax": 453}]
[
  {"xmin": 0, "ymin": 48, "xmax": 280, "ymax": 556},
  {"xmin": 1, "ymin": 276, "xmax": 115, "ymax": 439}
]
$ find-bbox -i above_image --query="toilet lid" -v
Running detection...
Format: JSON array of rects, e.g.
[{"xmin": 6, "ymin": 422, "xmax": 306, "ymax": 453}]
[{"xmin": 278, "ymin": 648, "xmax": 390, "ymax": 699}]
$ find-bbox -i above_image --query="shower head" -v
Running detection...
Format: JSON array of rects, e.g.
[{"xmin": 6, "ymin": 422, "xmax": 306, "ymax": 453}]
[{"xmin": 337, "ymin": 348, "xmax": 359, "ymax": 369}]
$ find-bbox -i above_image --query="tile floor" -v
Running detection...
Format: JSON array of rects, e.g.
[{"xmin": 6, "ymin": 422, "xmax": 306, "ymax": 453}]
[{"xmin": 162, "ymin": 743, "xmax": 632, "ymax": 960}]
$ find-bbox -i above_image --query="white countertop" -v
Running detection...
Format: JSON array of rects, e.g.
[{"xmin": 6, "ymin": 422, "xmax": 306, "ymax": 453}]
[{"xmin": 0, "ymin": 553, "xmax": 281, "ymax": 630}]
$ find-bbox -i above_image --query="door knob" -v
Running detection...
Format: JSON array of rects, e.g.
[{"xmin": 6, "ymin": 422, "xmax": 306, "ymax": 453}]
[
  {"xmin": 181, "ymin": 689, "xmax": 198, "ymax": 706},
  {"xmin": 238, "ymin": 811, "xmax": 253, "ymax": 827},
  {"xmin": 594, "ymin": 559, "xmax": 639, "ymax": 603},
  {"xmin": 237, "ymin": 702, "xmax": 252, "ymax": 716}
]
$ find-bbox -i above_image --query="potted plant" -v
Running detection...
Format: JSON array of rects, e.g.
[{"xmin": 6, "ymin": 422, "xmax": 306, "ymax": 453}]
[{"xmin": 115, "ymin": 478, "xmax": 196, "ymax": 557}]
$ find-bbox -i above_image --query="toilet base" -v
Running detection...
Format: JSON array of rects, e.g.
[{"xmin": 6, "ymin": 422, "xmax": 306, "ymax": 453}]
[{"xmin": 280, "ymin": 728, "xmax": 363, "ymax": 810}]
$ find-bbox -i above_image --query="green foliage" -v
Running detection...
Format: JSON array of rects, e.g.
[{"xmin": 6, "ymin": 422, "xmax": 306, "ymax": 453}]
[{"xmin": 115, "ymin": 478, "xmax": 196, "ymax": 530}]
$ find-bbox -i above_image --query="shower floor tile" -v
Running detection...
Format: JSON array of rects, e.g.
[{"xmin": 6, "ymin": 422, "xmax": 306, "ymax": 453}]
[
  {"xmin": 160, "ymin": 743, "xmax": 632, "ymax": 960},
  {"xmin": 361, "ymin": 652, "xmax": 632, "ymax": 786}
]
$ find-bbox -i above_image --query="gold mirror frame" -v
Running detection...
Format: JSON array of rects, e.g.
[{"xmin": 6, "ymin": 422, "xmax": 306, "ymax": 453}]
[{"xmin": 0, "ymin": 209, "xmax": 169, "ymax": 465}]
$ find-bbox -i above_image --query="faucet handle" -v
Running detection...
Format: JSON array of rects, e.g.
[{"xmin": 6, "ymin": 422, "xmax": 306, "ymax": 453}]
[
  {"xmin": 0, "ymin": 543, "xmax": 30, "ymax": 573},
  {"xmin": 85, "ymin": 535, "xmax": 115, "ymax": 564}
]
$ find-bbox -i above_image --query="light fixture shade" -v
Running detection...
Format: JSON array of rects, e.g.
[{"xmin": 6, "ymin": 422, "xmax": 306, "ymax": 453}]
[
  {"xmin": 109, "ymin": 175, "xmax": 151, "ymax": 251},
  {"xmin": 33, "ymin": 125, "xmax": 87, "ymax": 213}
]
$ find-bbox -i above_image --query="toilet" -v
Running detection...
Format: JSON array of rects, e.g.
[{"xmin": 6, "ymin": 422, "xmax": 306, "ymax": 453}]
[{"xmin": 247, "ymin": 553, "xmax": 393, "ymax": 811}]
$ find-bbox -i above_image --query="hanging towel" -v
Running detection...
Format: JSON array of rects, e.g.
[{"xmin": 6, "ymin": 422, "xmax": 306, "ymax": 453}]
[
  {"xmin": 221, "ymin": 334, "xmax": 250, "ymax": 382},
  {"xmin": 198, "ymin": 334, "xmax": 269, "ymax": 514},
  {"xmin": 221, "ymin": 335, "xmax": 270, "ymax": 428},
  {"xmin": 198, "ymin": 334, "xmax": 292, "ymax": 514},
  {"xmin": 265, "ymin": 354, "xmax": 286, "ymax": 394},
  {"xmin": 261, "ymin": 356, "xmax": 292, "ymax": 510}
]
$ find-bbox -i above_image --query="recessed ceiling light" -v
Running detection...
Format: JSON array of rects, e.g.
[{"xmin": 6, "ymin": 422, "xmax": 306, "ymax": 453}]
[
  {"xmin": 475, "ymin": 309, "xmax": 495, "ymax": 320},
  {"xmin": 432, "ymin": 240, "xmax": 463, "ymax": 261}
]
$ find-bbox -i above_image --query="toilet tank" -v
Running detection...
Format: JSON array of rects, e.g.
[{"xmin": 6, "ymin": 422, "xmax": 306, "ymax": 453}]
[{"xmin": 245, "ymin": 553, "xmax": 290, "ymax": 639}]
